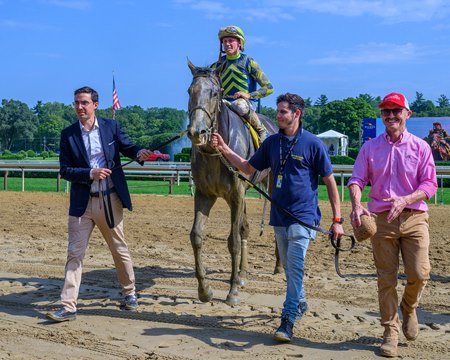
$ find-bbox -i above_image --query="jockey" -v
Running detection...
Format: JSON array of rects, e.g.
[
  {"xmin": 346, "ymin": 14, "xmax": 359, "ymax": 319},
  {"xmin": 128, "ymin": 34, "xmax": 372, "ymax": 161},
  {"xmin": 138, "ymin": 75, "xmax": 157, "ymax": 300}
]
[
  {"xmin": 429, "ymin": 122, "xmax": 450, "ymax": 139},
  {"xmin": 212, "ymin": 25, "xmax": 274, "ymax": 141}
]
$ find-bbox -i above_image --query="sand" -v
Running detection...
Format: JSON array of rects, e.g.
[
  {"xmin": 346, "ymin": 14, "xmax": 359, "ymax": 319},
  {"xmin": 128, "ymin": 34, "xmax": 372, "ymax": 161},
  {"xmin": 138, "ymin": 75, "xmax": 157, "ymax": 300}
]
[{"xmin": 0, "ymin": 192, "xmax": 449, "ymax": 359}]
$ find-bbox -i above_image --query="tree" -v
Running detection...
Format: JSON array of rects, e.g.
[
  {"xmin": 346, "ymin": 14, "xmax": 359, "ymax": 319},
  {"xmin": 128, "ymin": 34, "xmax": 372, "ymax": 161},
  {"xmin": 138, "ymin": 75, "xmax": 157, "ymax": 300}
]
[
  {"xmin": 146, "ymin": 107, "xmax": 185, "ymax": 135},
  {"xmin": 436, "ymin": 94, "xmax": 450, "ymax": 108},
  {"xmin": 357, "ymin": 93, "xmax": 381, "ymax": 113},
  {"xmin": 410, "ymin": 92, "xmax": 427, "ymax": 113},
  {"xmin": 0, "ymin": 99, "xmax": 37, "ymax": 150},
  {"xmin": 318, "ymin": 98, "xmax": 377, "ymax": 148},
  {"xmin": 36, "ymin": 114, "xmax": 66, "ymax": 151},
  {"xmin": 260, "ymin": 105, "xmax": 276, "ymax": 123},
  {"xmin": 314, "ymin": 94, "xmax": 328, "ymax": 107},
  {"xmin": 302, "ymin": 106, "xmax": 321, "ymax": 134},
  {"xmin": 33, "ymin": 101, "xmax": 76, "ymax": 126}
]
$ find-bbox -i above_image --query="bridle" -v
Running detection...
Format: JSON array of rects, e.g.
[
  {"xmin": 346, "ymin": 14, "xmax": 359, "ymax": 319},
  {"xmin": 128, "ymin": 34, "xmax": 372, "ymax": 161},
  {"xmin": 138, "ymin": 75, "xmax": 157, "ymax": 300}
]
[{"xmin": 188, "ymin": 69, "xmax": 223, "ymax": 143}]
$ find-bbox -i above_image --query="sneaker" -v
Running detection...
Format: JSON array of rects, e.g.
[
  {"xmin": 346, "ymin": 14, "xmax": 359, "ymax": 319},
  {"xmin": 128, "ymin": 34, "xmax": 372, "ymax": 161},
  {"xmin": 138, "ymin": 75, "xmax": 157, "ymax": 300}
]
[
  {"xmin": 121, "ymin": 294, "xmax": 139, "ymax": 310},
  {"xmin": 273, "ymin": 317, "xmax": 294, "ymax": 342},
  {"xmin": 46, "ymin": 308, "xmax": 77, "ymax": 322}
]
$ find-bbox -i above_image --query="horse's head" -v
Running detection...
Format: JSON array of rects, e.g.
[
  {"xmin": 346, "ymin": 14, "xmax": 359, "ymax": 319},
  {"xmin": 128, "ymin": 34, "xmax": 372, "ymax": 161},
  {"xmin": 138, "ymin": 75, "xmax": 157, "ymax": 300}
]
[
  {"xmin": 430, "ymin": 133, "xmax": 442, "ymax": 149},
  {"xmin": 187, "ymin": 59, "xmax": 222, "ymax": 146}
]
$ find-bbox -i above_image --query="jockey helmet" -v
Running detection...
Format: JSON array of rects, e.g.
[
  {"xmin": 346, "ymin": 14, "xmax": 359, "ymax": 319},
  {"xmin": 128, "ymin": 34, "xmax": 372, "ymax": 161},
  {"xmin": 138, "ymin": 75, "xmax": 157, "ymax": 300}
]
[{"xmin": 218, "ymin": 26, "xmax": 245, "ymax": 51}]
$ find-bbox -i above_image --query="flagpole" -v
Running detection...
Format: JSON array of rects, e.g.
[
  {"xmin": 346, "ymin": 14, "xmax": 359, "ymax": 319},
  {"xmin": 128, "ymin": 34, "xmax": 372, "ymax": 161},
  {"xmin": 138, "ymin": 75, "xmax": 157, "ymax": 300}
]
[
  {"xmin": 112, "ymin": 71, "xmax": 116, "ymax": 119},
  {"xmin": 112, "ymin": 71, "xmax": 121, "ymax": 120}
]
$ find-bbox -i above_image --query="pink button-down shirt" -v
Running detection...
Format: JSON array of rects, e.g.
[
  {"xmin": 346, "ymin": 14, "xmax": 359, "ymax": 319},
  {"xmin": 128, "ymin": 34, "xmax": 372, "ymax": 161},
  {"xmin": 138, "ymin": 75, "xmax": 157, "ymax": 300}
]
[{"xmin": 348, "ymin": 130, "xmax": 437, "ymax": 213}]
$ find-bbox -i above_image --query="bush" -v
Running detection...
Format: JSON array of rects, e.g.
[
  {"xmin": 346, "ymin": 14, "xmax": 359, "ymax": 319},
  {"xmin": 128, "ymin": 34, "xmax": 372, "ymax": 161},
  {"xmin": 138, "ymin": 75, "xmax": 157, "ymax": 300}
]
[
  {"xmin": 435, "ymin": 160, "xmax": 450, "ymax": 166},
  {"xmin": 347, "ymin": 147, "xmax": 359, "ymax": 159},
  {"xmin": 330, "ymin": 156, "xmax": 355, "ymax": 165},
  {"xmin": 174, "ymin": 153, "xmax": 190, "ymax": 162},
  {"xmin": 181, "ymin": 147, "xmax": 191, "ymax": 154},
  {"xmin": 26, "ymin": 149, "xmax": 36, "ymax": 158},
  {"xmin": 41, "ymin": 151, "xmax": 49, "ymax": 159},
  {"xmin": 1, "ymin": 149, "xmax": 13, "ymax": 157},
  {"xmin": 16, "ymin": 150, "xmax": 27, "ymax": 159}
]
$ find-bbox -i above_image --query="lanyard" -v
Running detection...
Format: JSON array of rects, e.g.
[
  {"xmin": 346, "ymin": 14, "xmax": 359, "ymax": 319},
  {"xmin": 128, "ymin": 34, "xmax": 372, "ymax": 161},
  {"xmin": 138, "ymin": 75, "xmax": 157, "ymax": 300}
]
[{"xmin": 278, "ymin": 137, "xmax": 298, "ymax": 176}]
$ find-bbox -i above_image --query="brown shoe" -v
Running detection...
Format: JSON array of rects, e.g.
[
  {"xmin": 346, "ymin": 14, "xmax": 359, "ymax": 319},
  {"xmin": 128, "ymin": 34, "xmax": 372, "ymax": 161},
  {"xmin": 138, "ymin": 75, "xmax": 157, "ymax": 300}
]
[
  {"xmin": 401, "ymin": 302, "xmax": 419, "ymax": 341},
  {"xmin": 380, "ymin": 336, "xmax": 398, "ymax": 358}
]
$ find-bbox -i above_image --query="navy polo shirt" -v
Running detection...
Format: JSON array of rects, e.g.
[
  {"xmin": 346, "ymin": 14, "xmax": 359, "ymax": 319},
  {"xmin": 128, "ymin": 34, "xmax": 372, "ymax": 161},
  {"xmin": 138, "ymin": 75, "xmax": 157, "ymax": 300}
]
[{"xmin": 249, "ymin": 128, "xmax": 333, "ymax": 227}]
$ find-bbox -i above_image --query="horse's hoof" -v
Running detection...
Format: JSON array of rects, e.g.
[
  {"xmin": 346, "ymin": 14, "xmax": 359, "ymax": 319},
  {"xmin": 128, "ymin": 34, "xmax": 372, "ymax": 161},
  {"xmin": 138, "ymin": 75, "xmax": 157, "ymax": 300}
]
[
  {"xmin": 198, "ymin": 287, "xmax": 213, "ymax": 303},
  {"xmin": 239, "ymin": 278, "xmax": 248, "ymax": 287},
  {"xmin": 225, "ymin": 294, "xmax": 240, "ymax": 306},
  {"xmin": 273, "ymin": 266, "xmax": 283, "ymax": 275}
]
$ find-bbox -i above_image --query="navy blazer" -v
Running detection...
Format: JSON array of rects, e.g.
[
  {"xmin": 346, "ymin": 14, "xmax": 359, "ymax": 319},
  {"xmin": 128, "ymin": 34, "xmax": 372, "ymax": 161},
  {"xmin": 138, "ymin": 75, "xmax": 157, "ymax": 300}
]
[{"xmin": 59, "ymin": 117, "xmax": 142, "ymax": 217}]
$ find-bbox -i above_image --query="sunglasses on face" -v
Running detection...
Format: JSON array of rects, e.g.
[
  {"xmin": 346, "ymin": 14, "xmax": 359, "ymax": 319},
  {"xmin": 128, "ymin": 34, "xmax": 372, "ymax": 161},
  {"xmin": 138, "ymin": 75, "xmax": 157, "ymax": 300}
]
[
  {"xmin": 221, "ymin": 26, "xmax": 239, "ymax": 34},
  {"xmin": 381, "ymin": 108, "xmax": 405, "ymax": 116}
]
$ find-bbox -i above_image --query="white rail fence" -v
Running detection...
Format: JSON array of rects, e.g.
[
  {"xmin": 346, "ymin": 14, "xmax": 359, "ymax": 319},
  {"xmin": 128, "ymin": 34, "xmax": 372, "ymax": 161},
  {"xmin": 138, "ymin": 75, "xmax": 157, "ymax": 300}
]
[{"xmin": 1, "ymin": 161, "xmax": 449, "ymax": 204}]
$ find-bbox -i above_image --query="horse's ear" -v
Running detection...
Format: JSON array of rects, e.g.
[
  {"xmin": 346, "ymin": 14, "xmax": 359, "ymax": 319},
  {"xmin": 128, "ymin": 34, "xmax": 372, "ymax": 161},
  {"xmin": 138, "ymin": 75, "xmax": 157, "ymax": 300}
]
[
  {"xmin": 187, "ymin": 58, "xmax": 196, "ymax": 75},
  {"xmin": 213, "ymin": 61, "xmax": 224, "ymax": 77}
]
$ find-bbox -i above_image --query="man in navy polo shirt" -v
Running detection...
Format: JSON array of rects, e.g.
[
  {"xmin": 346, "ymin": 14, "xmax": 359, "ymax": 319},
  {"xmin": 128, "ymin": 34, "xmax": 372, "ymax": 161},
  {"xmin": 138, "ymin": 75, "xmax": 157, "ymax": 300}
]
[{"xmin": 211, "ymin": 92, "xmax": 344, "ymax": 342}]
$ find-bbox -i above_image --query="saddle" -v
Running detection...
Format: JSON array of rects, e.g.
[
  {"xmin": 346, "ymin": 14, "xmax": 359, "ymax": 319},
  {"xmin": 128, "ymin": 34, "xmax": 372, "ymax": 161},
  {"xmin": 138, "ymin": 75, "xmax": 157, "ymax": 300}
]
[{"xmin": 223, "ymin": 101, "xmax": 262, "ymax": 149}]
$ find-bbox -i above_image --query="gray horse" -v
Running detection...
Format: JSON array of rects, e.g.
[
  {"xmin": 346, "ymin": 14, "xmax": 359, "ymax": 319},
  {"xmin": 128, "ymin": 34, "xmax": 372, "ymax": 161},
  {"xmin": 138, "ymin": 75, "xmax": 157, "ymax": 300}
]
[{"xmin": 187, "ymin": 60, "xmax": 280, "ymax": 306}]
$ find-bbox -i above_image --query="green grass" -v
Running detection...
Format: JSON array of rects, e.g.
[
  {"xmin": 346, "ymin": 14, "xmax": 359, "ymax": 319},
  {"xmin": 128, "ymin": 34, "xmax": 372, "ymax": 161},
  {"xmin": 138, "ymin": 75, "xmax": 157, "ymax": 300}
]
[{"xmin": 1, "ymin": 176, "xmax": 449, "ymax": 204}]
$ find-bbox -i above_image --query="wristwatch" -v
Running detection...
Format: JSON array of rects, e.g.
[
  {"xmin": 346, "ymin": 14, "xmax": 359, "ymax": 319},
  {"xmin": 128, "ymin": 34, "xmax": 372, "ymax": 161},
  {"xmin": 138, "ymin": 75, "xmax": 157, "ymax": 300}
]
[{"xmin": 332, "ymin": 217, "xmax": 344, "ymax": 224}]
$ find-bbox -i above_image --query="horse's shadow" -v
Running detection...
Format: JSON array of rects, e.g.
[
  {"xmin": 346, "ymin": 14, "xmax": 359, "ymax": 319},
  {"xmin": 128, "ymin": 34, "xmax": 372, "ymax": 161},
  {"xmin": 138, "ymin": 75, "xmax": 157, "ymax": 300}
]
[
  {"xmin": 141, "ymin": 326, "xmax": 381, "ymax": 354},
  {"xmin": 1, "ymin": 269, "xmax": 448, "ymax": 357}
]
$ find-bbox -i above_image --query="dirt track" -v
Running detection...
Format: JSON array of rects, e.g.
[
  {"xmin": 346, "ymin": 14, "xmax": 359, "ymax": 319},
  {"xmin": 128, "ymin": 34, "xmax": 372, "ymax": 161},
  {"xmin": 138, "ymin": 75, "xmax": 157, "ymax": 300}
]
[{"xmin": 0, "ymin": 192, "xmax": 449, "ymax": 359}]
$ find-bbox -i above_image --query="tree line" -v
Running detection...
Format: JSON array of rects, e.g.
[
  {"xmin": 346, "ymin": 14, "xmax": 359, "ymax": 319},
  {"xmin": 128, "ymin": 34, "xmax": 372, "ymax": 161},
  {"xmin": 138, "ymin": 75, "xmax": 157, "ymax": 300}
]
[{"xmin": 1, "ymin": 92, "xmax": 449, "ymax": 154}]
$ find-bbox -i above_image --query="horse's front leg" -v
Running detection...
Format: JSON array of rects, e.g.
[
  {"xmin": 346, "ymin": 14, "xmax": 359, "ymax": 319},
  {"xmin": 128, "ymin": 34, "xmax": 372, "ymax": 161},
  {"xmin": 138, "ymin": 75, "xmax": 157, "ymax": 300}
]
[
  {"xmin": 273, "ymin": 240, "xmax": 283, "ymax": 274},
  {"xmin": 190, "ymin": 191, "xmax": 216, "ymax": 303},
  {"xmin": 239, "ymin": 203, "xmax": 249, "ymax": 287},
  {"xmin": 225, "ymin": 194, "xmax": 245, "ymax": 306}
]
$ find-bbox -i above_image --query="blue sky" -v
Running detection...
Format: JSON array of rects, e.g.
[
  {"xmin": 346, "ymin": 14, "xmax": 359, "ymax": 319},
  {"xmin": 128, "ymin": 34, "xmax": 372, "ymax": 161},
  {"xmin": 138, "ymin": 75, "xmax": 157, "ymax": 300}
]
[{"xmin": 2, "ymin": 0, "xmax": 450, "ymax": 111}]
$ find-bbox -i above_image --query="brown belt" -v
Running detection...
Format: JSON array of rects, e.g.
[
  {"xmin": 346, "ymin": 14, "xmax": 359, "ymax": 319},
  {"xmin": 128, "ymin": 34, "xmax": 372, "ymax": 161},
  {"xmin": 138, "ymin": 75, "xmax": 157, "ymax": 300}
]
[
  {"xmin": 375, "ymin": 208, "xmax": 425, "ymax": 215},
  {"xmin": 402, "ymin": 208, "xmax": 424, "ymax": 213}
]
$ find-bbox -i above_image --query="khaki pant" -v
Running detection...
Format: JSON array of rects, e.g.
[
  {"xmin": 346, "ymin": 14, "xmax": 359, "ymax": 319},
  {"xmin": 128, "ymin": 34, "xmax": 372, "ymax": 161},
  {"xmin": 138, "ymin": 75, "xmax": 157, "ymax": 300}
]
[
  {"xmin": 60, "ymin": 193, "xmax": 136, "ymax": 312},
  {"xmin": 371, "ymin": 210, "xmax": 431, "ymax": 336}
]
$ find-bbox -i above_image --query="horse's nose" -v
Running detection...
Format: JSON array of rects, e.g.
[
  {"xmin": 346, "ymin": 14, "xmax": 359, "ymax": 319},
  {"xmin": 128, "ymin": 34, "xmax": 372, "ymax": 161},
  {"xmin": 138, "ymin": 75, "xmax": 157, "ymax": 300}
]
[
  {"xmin": 187, "ymin": 122, "xmax": 209, "ymax": 145},
  {"xmin": 188, "ymin": 120, "xmax": 208, "ymax": 137}
]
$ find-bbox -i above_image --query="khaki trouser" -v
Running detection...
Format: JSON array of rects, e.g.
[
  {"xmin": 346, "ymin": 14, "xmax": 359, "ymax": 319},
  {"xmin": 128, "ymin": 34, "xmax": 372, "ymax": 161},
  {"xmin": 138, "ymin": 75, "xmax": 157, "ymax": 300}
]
[
  {"xmin": 371, "ymin": 210, "xmax": 431, "ymax": 336},
  {"xmin": 60, "ymin": 193, "xmax": 136, "ymax": 312}
]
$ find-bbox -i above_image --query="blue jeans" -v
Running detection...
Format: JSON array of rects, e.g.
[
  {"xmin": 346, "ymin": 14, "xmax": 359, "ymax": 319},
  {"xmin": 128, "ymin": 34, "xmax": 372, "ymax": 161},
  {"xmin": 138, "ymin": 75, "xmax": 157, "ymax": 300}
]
[{"xmin": 274, "ymin": 224, "xmax": 316, "ymax": 323}]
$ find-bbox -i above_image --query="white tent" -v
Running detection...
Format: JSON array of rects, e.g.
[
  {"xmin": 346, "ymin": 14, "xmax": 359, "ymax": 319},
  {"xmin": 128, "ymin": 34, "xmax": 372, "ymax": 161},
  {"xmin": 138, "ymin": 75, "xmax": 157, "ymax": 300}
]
[{"xmin": 317, "ymin": 130, "xmax": 348, "ymax": 156}]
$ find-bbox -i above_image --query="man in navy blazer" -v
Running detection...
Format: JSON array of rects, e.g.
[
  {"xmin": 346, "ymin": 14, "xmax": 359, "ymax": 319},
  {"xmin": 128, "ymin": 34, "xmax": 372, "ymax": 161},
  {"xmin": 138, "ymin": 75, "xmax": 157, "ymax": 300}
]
[{"xmin": 47, "ymin": 86, "xmax": 152, "ymax": 322}]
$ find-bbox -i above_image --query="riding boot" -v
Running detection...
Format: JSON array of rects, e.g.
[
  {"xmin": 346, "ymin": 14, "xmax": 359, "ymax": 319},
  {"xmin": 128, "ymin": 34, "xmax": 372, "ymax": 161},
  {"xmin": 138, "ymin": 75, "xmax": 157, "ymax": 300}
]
[{"xmin": 245, "ymin": 110, "xmax": 268, "ymax": 142}]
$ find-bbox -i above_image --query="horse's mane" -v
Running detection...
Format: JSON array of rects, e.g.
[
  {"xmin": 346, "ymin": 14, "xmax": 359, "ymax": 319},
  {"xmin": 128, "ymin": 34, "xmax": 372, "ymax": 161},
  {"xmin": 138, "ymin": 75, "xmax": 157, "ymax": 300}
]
[{"xmin": 193, "ymin": 66, "xmax": 215, "ymax": 77}]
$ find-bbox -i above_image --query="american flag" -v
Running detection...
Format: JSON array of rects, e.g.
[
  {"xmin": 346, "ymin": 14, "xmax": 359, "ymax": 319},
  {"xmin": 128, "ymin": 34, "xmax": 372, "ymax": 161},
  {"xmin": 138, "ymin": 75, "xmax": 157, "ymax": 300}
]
[{"xmin": 112, "ymin": 76, "xmax": 121, "ymax": 119}]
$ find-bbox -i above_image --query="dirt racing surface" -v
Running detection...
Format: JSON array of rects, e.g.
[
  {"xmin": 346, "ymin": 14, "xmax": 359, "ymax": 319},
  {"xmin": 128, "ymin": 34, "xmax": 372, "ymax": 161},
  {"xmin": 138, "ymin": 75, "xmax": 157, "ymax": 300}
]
[{"xmin": 0, "ymin": 192, "xmax": 449, "ymax": 359}]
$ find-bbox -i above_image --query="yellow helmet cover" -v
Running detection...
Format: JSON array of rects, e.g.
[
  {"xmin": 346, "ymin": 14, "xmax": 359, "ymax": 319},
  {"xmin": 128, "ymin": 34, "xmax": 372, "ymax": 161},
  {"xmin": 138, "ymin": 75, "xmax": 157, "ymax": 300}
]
[{"xmin": 218, "ymin": 25, "xmax": 245, "ymax": 51}]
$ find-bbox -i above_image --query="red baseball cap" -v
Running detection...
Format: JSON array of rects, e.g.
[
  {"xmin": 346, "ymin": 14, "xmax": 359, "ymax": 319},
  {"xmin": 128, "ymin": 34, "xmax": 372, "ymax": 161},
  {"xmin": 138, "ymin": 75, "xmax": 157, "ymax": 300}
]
[{"xmin": 378, "ymin": 92, "xmax": 410, "ymax": 110}]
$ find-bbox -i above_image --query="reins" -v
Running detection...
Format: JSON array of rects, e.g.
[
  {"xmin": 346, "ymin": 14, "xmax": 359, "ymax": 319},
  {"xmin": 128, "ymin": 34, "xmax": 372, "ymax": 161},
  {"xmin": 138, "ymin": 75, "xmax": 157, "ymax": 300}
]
[
  {"xmin": 188, "ymin": 66, "xmax": 356, "ymax": 277},
  {"xmin": 188, "ymin": 69, "xmax": 223, "ymax": 142},
  {"xmin": 101, "ymin": 129, "xmax": 188, "ymax": 229},
  {"xmin": 216, "ymin": 151, "xmax": 356, "ymax": 278}
]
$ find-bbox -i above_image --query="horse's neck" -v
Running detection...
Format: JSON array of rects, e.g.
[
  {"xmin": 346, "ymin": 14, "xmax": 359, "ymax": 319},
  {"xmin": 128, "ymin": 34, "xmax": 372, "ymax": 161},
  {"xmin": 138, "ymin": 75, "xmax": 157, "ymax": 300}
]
[
  {"xmin": 219, "ymin": 105, "xmax": 254, "ymax": 160},
  {"xmin": 217, "ymin": 106, "xmax": 230, "ymax": 144}
]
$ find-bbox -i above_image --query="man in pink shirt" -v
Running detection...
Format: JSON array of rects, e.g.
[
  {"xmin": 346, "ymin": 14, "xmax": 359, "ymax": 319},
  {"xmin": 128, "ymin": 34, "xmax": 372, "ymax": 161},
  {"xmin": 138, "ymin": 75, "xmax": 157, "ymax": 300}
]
[{"xmin": 348, "ymin": 92, "xmax": 437, "ymax": 358}]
